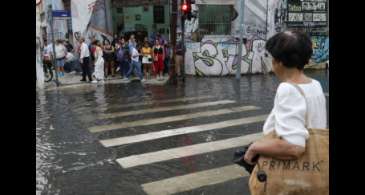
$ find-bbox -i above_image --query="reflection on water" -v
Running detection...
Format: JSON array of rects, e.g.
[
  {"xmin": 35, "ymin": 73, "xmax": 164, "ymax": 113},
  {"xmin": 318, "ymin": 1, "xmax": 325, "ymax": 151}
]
[
  {"xmin": 36, "ymin": 90, "xmax": 60, "ymax": 195},
  {"xmin": 36, "ymin": 70, "xmax": 328, "ymax": 194},
  {"xmin": 94, "ymin": 85, "xmax": 107, "ymax": 113}
]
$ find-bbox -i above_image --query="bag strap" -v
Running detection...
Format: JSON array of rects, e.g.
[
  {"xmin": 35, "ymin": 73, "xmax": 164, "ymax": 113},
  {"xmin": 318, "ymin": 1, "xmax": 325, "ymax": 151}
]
[{"xmin": 287, "ymin": 82, "xmax": 309, "ymax": 128}]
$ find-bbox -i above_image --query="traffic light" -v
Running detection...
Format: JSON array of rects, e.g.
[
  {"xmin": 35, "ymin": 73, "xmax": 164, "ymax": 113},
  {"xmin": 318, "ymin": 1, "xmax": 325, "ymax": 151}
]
[{"xmin": 181, "ymin": 0, "xmax": 193, "ymax": 21}]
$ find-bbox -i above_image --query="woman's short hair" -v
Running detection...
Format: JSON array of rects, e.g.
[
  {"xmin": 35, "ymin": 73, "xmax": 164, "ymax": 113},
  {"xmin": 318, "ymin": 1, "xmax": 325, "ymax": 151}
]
[
  {"xmin": 265, "ymin": 30, "xmax": 313, "ymax": 70},
  {"xmin": 92, "ymin": 40, "xmax": 99, "ymax": 46}
]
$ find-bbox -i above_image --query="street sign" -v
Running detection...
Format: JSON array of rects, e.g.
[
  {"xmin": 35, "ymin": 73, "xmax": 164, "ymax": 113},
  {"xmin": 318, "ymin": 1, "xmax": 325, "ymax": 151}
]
[{"xmin": 52, "ymin": 10, "xmax": 71, "ymax": 18}]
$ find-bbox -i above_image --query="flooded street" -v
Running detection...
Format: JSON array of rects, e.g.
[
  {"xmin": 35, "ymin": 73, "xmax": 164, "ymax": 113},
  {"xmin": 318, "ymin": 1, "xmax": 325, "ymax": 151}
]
[{"xmin": 36, "ymin": 70, "xmax": 329, "ymax": 195}]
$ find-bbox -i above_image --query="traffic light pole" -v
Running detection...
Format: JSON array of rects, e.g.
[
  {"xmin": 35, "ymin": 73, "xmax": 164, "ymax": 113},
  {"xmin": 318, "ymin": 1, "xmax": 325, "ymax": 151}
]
[
  {"xmin": 170, "ymin": 0, "xmax": 177, "ymax": 79},
  {"xmin": 181, "ymin": 14, "xmax": 186, "ymax": 82},
  {"xmin": 48, "ymin": 5, "xmax": 60, "ymax": 86}
]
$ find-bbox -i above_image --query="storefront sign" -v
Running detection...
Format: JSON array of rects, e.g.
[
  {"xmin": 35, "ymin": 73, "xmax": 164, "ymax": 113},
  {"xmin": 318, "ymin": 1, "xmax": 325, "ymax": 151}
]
[{"xmin": 287, "ymin": 0, "xmax": 327, "ymax": 27}]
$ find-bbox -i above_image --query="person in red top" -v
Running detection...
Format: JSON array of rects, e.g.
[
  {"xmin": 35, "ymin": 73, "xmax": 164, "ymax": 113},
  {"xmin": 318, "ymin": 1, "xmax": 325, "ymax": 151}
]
[{"xmin": 152, "ymin": 39, "xmax": 165, "ymax": 80}]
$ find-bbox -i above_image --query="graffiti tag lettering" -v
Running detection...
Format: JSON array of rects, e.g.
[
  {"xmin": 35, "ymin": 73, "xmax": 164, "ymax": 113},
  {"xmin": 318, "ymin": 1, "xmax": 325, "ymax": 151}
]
[{"xmin": 188, "ymin": 38, "xmax": 272, "ymax": 76}]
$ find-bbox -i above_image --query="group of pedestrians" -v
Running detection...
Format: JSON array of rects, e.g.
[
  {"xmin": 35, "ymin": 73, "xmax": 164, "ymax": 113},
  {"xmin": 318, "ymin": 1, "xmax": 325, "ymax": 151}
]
[
  {"xmin": 42, "ymin": 32, "xmax": 185, "ymax": 84},
  {"xmin": 42, "ymin": 39, "xmax": 75, "ymax": 78},
  {"xmin": 83, "ymin": 33, "xmax": 175, "ymax": 84}
]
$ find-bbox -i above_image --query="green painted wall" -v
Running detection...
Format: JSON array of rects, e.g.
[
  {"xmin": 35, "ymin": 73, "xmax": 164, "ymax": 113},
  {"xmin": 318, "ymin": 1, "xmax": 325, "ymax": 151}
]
[{"xmin": 112, "ymin": 5, "xmax": 170, "ymax": 39}]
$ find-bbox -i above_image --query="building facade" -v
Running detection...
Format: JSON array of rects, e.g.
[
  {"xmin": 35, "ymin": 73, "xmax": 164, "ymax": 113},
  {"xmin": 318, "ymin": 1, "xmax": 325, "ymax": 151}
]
[{"xmin": 55, "ymin": 0, "xmax": 328, "ymax": 76}]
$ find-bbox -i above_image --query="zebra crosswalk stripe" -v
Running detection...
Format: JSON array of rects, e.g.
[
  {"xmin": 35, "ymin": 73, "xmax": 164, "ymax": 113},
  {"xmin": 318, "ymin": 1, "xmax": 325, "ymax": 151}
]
[
  {"xmin": 100, "ymin": 114, "xmax": 268, "ymax": 147},
  {"xmin": 116, "ymin": 132, "xmax": 262, "ymax": 168},
  {"xmin": 99, "ymin": 100, "xmax": 236, "ymax": 119},
  {"xmin": 89, "ymin": 105, "xmax": 260, "ymax": 133},
  {"xmin": 141, "ymin": 164, "xmax": 249, "ymax": 195},
  {"xmin": 107, "ymin": 95, "xmax": 213, "ymax": 110}
]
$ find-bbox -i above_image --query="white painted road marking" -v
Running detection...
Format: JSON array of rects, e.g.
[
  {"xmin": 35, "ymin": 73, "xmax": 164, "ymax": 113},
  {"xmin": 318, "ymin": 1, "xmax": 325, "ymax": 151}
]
[
  {"xmin": 107, "ymin": 95, "xmax": 213, "ymax": 109},
  {"xmin": 99, "ymin": 100, "xmax": 236, "ymax": 119},
  {"xmin": 89, "ymin": 105, "xmax": 260, "ymax": 133},
  {"xmin": 100, "ymin": 114, "xmax": 268, "ymax": 147},
  {"xmin": 141, "ymin": 164, "xmax": 249, "ymax": 195},
  {"xmin": 116, "ymin": 132, "xmax": 262, "ymax": 168}
]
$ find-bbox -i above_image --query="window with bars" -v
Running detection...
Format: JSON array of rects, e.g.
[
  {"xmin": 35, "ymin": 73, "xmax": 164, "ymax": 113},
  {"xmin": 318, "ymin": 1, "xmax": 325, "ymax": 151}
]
[
  {"xmin": 153, "ymin": 5, "xmax": 165, "ymax": 24},
  {"xmin": 198, "ymin": 5, "xmax": 233, "ymax": 36}
]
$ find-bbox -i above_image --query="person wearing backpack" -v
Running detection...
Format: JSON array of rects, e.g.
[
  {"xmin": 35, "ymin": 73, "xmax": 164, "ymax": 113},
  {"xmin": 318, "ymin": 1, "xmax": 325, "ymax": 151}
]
[
  {"xmin": 122, "ymin": 44, "xmax": 145, "ymax": 83},
  {"xmin": 116, "ymin": 37, "xmax": 130, "ymax": 79}
]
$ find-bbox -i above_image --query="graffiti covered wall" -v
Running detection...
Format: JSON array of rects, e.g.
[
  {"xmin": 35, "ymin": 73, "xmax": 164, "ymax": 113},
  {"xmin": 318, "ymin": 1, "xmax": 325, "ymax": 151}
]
[
  {"xmin": 185, "ymin": 36, "xmax": 272, "ymax": 76},
  {"xmin": 311, "ymin": 36, "xmax": 329, "ymax": 64},
  {"xmin": 183, "ymin": 0, "xmax": 329, "ymax": 76}
]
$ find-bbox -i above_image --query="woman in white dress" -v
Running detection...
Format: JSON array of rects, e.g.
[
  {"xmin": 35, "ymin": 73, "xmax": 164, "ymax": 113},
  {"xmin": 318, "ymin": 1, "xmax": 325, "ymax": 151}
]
[
  {"xmin": 92, "ymin": 40, "xmax": 105, "ymax": 83},
  {"xmin": 244, "ymin": 31, "xmax": 327, "ymax": 164}
]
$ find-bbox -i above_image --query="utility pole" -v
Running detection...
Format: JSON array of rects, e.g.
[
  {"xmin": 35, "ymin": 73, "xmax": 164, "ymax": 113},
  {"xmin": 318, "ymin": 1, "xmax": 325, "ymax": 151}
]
[
  {"xmin": 236, "ymin": 0, "xmax": 245, "ymax": 80},
  {"xmin": 181, "ymin": 10, "xmax": 186, "ymax": 81},
  {"xmin": 48, "ymin": 4, "xmax": 60, "ymax": 86},
  {"xmin": 170, "ymin": 0, "xmax": 177, "ymax": 77}
]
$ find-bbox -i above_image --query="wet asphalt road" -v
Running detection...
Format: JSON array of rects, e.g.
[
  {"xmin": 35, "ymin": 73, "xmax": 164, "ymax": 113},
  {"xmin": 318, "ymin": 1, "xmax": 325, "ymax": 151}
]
[{"xmin": 36, "ymin": 70, "xmax": 329, "ymax": 195}]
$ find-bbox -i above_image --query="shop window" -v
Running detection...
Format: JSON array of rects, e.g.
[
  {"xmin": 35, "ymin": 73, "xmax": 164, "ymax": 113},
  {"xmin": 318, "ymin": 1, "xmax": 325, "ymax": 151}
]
[
  {"xmin": 153, "ymin": 5, "xmax": 165, "ymax": 24},
  {"xmin": 198, "ymin": 5, "xmax": 233, "ymax": 35},
  {"xmin": 117, "ymin": 8, "xmax": 123, "ymax": 14}
]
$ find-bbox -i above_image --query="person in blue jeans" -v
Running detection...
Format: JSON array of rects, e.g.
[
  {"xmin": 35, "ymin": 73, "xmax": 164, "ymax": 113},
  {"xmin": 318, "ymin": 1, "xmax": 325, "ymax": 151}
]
[
  {"xmin": 122, "ymin": 45, "xmax": 145, "ymax": 83},
  {"xmin": 116, "ymin": 37, "xmax": 130, "ymax": 78}
]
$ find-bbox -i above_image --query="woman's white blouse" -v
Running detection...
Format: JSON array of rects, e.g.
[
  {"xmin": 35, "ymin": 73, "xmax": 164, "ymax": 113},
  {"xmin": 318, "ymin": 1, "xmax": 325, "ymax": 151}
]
[{"xmin": 263, "ymin": 79, "xmax": 327, "ymax": 147}]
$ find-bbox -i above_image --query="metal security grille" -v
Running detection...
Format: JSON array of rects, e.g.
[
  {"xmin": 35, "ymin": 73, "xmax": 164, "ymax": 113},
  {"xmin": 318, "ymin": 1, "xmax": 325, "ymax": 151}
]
[{"xmin": 198, "ymin": 5, "xmax": 233, "ymax": 36}]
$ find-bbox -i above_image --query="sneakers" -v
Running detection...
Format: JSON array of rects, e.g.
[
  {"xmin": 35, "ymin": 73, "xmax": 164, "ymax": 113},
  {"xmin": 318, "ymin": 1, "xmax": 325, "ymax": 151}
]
[
  {"xmin": 141, "ymin": 79, "xmax": 146, "ymax": 83},
  {"xmin": 122, "ymin": 78, "xmax": 131, "ymax": 83},
  {"xmin": 91, "ymin": 80, "xmax": 98, "ymax": 83},
  {"xmin": 116, "ymin": 67, "xmax": 120, "ymax": 72}
]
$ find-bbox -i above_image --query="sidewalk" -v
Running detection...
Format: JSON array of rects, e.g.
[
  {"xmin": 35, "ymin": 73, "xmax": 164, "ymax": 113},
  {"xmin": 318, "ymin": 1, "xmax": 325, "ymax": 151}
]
[{"xmin": 45, "ymin": 72, "xmax": 170, "ymax": 91}]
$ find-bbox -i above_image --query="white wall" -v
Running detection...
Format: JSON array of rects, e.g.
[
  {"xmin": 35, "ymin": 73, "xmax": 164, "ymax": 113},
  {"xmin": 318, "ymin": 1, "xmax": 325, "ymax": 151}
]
[{"xmin": 36, "ymin": 5, "xmax": 44, "ymax": 88}]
